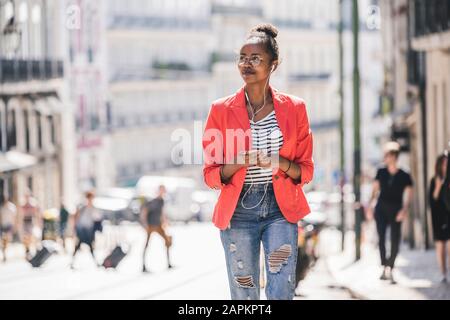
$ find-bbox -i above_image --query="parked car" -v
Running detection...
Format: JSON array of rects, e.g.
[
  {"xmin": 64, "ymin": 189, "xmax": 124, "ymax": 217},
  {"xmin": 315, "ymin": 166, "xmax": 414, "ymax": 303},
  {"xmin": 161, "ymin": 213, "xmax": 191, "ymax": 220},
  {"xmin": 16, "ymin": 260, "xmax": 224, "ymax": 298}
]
[
  {"xmin": 189, "ymin": 190, "xmax": 218, "ymax": 222},
  {"xmin": 94, "ymin": 188, "xmax": 140, "ymax": 223}
]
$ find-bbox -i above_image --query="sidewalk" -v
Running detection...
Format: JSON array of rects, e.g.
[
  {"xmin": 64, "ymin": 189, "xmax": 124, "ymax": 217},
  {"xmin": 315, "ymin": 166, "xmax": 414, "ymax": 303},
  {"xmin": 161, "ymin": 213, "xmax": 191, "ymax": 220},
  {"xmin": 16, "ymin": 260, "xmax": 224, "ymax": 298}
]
[{"xmin": 325, "ymin": 223, "xmax": 450, "ymax": 300}]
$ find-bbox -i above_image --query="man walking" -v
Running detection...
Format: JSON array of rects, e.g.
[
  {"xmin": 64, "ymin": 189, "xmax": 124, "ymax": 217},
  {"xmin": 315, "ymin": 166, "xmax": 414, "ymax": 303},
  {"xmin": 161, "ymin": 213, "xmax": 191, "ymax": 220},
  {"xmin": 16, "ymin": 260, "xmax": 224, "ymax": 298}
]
[
  {"xmin": 141, "ymin": 185, "xmax": 173, "ymax": 273},
  {"xmin": 366, "ymin": 142, "xmax": 413, "ymax": 284}
]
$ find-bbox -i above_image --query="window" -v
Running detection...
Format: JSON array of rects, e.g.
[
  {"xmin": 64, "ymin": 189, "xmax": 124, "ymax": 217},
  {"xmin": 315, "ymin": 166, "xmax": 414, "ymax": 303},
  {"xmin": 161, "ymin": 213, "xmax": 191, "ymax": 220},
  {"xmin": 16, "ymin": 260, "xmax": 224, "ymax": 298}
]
[
  {"xmin": 0, "ymin": 112, "xmax": 3, "ymax": 151},
  {"xmin": 87, "ymin": 47, "xmax": 94, "ymax": 63},
  {"xmin": 48, "ymin": 116, "xmax": 56, "ymax": 145},
  {"xmin": 118, "ymin": 116, "xmax": 126, "ymax": 128},
  {"xmin": 27, "ymin": 176, "xmax": 33, "ymax": 192},
  {"xmin": 164, "ymin": 113, "xmax": 170, "ymax": 122},
  {"xmin": 135, "ymin": 163, "xmax": 142, "ymax": 175},
  {"xmin": 31, "ymin": 4, "xmax": 42, "ymax": 58},
  {"xmin": 19, "ymin": 2, "xmax": 28, "ymax": 22},
  {"xmin": 118, "ymin": 166, "xmax": 128, "ymax": 178},
  {"xmin": 24, "ymin": 110, "xmax": 30, "ymax": 152},
  {"xmin": 36, "ymin": 111, "xmax": 42, "ymax": 150},
  {"xmin": 6, "ymin": 110, "xmax": 16, "ymax": 150},
  {"xmin": 3, "ymin": 2, "xmax": 13, "ymax": 21},
  {"xmin": 18, "ymin": 2, "xmax": 29, "ymax": 57}
]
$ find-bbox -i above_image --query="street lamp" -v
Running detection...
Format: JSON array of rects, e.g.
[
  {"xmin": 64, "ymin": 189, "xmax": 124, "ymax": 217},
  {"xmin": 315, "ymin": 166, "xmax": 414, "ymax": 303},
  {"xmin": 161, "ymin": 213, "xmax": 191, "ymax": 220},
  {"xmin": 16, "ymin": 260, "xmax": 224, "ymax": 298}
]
[
  {"xmin": 3, "ymin": 17, "xmax": 21, "ymax": 57},
  {"xmin": 1, "ymin": 0, "xmax": 22, "ymax": 57}
]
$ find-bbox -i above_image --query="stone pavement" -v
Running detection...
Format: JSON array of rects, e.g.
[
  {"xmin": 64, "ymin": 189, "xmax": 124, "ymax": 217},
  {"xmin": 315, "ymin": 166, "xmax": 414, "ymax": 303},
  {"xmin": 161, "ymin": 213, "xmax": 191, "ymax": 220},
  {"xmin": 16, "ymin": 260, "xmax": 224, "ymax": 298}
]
[
  {"xmin": 325, "ymin": 222, "xmax": 450, "ymax": 300},
  {"xmin": 0, "ymin": 222, "xmax": 353, "ymax": 300}
]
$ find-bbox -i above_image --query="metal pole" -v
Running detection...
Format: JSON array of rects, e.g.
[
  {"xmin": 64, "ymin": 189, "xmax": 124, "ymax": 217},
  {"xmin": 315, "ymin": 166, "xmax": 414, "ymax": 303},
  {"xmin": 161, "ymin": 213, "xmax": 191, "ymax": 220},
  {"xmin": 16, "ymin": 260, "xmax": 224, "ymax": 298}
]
[
  {"xmin": 338, "ymin": 0, "xmax": 346, "ymax": 252},
  {"xmin": 418, "ymin": 51, "xmax": 429, "ymax": 250},
  {"xmin": 352, "ymin": 0, "xmax": 363, "ymax": 261}
]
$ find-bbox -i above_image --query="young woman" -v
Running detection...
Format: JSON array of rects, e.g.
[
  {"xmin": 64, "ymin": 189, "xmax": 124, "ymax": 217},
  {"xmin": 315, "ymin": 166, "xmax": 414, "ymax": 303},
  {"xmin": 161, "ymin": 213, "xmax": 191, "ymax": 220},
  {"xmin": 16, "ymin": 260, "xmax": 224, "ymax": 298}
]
[
  {"xmin": 429, "ymin": 153, "xmax": 450, "ymax": 283},
  {"xmin": 202, "ymin": 24, "xmax": 314, "ymax": 300}
]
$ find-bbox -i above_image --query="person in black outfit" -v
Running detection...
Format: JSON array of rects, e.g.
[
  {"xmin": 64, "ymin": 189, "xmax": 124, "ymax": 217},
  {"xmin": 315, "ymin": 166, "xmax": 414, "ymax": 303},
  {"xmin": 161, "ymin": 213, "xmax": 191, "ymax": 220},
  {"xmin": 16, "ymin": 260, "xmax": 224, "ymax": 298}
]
[
  {"xmin": 366, "ymin": 142, "xmax": 413, "ymax": 284},
  {"xmin": 429, "ymin": 153, "xmax": 450, "ymax": 283},
  {"xmin": 141, "ymin": 185, "xmax": 173, "ymax": 273},
  {"xmin": 59, "ymin": 203, "xmax": 69, "ymax": 251}
]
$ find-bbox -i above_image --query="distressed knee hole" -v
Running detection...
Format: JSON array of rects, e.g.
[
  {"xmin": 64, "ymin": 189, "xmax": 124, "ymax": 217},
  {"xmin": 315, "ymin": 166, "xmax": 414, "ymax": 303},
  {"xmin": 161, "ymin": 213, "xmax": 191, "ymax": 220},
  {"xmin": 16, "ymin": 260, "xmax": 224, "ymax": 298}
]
[
  {"xmin": 268, "ymin": 244, "xmax": 292, "ymax": 273},
  {"xmin": 235, "ymin": 275, "xmax": 255, "ymax": 288},
  {"xmin": 237, "ymin": 260, "xmax": 244, "ymax": 269},
  {"xmin": 229, "ymin": 243, "xmax": 237, "ymax": 253}
]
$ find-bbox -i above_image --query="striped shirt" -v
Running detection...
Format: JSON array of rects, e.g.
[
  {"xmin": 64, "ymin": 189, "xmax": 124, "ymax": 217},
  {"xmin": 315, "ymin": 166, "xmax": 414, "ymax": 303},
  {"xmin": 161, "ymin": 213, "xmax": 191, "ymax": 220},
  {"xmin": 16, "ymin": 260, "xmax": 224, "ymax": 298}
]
[{"xmin": 244, "ymin": 110, "xmax": 284, "ymax": 185}]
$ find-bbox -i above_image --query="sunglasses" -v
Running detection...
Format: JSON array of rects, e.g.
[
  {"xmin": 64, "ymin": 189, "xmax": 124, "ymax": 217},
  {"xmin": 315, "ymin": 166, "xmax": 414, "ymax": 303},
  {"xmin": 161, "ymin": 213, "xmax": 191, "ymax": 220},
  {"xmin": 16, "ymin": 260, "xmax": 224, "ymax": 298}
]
[{"xmin": 237, "ymin": 55, "xmax": 264, "ymax": 67}]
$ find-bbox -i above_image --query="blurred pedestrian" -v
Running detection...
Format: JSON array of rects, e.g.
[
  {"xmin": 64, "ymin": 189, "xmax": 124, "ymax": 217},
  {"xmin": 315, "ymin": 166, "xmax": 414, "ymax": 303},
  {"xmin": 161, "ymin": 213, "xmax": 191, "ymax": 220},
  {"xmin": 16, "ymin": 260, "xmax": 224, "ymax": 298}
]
[
  {"xmin": 71, "ymin": 191, "xmax": 99, "ymax": 269},
  {"xmin": 366, "ymin": 142, "xmax": 413, "ymax": 284},
  {"xmin": 59, "ymin": 203, "xmax": 70, "ymax": 250},
  {"xmin": 92, "ymin": 205, "xmax": 104, "ymax": 241},
  {"xmin": 429, "ymin": 153, "xmax": 450, "ymax": 283},
  {"xmin": 19, "ymin": 191, "xmax": 41, "ymax": 260},
  {"xmin": 141, "ymin": 185, "xmax": 173, "ymax": 273},
  {"xmin": 0, "ymin": 195, "xmax": 17, "ymax": 262},
  {"xmin": 202, "ymin": 24, "xmax": 314, "ymax": 300}
]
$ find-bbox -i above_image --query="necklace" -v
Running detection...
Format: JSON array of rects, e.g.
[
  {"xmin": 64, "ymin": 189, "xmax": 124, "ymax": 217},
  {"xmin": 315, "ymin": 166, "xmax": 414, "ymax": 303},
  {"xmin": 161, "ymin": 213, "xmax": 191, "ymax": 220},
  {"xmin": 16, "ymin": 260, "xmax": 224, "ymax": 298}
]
[{"xmin": 245, "ymin": 91, "xmax": 268, "ymax": 121}]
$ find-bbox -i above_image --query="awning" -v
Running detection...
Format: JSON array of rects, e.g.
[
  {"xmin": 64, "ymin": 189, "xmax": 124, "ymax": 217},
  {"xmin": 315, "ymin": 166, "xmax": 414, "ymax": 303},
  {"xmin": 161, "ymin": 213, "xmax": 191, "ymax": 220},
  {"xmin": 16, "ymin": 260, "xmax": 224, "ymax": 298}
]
[{"xmin": 0, "ymin": 151, "xmax": 37, "ymax": 173}]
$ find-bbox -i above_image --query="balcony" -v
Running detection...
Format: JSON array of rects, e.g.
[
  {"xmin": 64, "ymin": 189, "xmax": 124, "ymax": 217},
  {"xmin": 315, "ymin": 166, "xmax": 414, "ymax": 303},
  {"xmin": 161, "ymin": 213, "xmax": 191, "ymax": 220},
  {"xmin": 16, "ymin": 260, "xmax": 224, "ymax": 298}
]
[
  {"xmin": 110, "ymin": 63, "xmax": 209, "ymax": 83},
  {"xmin": 211, "ymin": 4, "xmax": 262, "ymax": 16},
  {"xmin": 108, "ymin": 15, "xmax": 210, "ymax": 30},
  {"xmin": 0, "ymin": 59, "xmax": 64, "ymax": 83},
  {"xmin": 412, "ymin": 0, "xmax": 450, "ymax": 37}
]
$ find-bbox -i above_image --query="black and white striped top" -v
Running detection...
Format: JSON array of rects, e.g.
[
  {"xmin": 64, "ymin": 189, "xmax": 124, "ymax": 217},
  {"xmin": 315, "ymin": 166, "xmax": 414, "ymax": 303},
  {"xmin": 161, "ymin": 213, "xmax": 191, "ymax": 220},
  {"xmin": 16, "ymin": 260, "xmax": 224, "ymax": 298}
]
[{"xmin": 244, "ymin": 110, "xmax": 284, "ymax": 185}]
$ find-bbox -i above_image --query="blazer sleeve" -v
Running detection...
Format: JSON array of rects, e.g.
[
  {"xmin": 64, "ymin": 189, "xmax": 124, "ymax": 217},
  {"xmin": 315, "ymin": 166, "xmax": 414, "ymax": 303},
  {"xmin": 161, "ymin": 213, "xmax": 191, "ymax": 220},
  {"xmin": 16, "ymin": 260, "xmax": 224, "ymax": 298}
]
[
  {"xmin": 293, "ymin": 100, "xmax": 314, "ymax": 186},
  {"xmin": 202, "ymin": 104, "xmax": 226, "ymax": 190}
]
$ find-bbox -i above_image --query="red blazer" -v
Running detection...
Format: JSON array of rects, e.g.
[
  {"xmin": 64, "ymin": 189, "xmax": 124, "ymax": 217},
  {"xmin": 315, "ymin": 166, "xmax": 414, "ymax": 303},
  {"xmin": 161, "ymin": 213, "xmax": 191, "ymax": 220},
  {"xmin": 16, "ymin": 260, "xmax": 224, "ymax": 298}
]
[{"xmin": 202, "ymin": 85, "xmax": 314, "ymax": 230}]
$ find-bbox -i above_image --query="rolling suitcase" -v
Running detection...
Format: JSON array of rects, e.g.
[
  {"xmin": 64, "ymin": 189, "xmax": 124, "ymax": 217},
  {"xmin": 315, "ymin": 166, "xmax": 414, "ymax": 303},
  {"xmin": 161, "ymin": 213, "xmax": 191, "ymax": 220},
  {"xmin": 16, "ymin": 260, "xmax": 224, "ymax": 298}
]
[
  {"xmin": 102, "ymin": 245, "xmax": 127, "ymax": 269},
  {"xmin": 29, "ymin": 246, "xmax": 53, "ymax": 268}
]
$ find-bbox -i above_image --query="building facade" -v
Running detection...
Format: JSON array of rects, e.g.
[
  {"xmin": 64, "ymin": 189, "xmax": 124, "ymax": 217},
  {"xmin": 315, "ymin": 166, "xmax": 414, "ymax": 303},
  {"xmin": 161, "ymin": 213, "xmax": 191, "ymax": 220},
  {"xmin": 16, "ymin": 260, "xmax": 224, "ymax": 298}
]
[
  {"xmin": 65, "ymin": 0, "xmax": 111, "ymax": 195},
  {"xmin": 379, "ymin": 0, "xmax": 450, "ymax": 248},
  {"xmin": 0, "ymin": 0, "xmax": 76, "ymax": 210}
]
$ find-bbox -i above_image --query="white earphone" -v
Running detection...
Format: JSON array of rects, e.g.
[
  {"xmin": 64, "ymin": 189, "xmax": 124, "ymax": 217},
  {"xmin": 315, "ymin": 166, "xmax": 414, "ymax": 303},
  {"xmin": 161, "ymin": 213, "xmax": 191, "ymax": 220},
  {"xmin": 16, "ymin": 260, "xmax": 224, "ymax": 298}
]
[{"xmin": 271, "ymin": 65, "xmax": 275, "ymax": 73}]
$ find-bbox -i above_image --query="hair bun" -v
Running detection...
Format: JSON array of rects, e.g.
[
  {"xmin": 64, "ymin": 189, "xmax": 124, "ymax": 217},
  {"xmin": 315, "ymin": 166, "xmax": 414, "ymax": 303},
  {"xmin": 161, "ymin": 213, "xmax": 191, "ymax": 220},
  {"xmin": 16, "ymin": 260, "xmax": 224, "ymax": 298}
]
[{"xmin": 251, "ymin": 23, "xmax": 278, "ymax": 38}]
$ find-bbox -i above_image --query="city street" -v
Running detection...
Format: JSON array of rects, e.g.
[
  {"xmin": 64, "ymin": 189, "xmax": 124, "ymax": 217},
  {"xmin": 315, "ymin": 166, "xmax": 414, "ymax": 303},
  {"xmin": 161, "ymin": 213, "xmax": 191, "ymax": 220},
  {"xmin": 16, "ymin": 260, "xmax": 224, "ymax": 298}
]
[{"xmin": 0, "ymin": 222, "xmax": 354, "ymax": 300}]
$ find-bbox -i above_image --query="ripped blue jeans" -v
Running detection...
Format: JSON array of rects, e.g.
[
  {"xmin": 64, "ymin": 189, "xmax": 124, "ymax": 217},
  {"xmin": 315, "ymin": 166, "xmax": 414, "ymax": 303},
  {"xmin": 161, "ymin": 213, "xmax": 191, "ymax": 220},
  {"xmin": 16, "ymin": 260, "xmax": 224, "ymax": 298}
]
[{"xmin": 220, "ymin": 183, "xmax": 298, "ymax": 300}]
